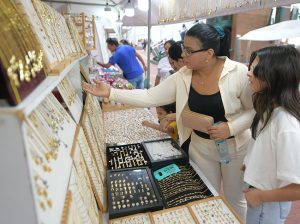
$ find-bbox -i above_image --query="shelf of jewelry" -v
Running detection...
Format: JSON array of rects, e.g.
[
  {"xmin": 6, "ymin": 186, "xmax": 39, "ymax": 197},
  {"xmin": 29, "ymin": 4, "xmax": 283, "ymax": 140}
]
[
  {"xmin": 107, "ymin": 143, "xmax": 150, "ymax": 170},
  {"xmin": 73, "ymin": 126, "xmax": 105, "ymax": 210},
  {"xmin": 159, "ymin": 0, "xmax": 263, "ymax": 24},
  {"xmin": 31, "ymin": 0, "xmax": 77, "ymax": 61},
  {"xmin": 142, "ymin": 138, "xmax": 188, "ymax": 168},
  {"xmin": 103, "ymin": 108, "xmax": 169, "ymax": 145},
  {"xmin": 82, "ymin": 109, "xmax": 106, "ymax": 185},
  {"xmin": 109, "ymin": 212, "xmax": 152, "ymax": 224},
  {"xmin": 156, "ymin": 164, "xmax": 213, "ymax": 208},
  {"xmin": 57, "ymin": 76, "xmax": 83, "ymax": 124},
  {"xmin": 68, "ymin": 163, "xmax": 100, "ymax": 224},
  {"xmin": 151, "ymin": 204, "xmax": 198, "ymax": 224},
  {"xmin": 22, "ymin": 92, "xmax": 77, "ymax": 224},
  {"xmin": 85, "ymin": 94, "xmax": 107, "ymax": 167},
  {"xmin": 17, "ymin": 0, "xmax": 85, "ymax": 75},
  {"xmin": 71, "ymin": 130, "xmax": 102, "ymax": 223},
  {"xmin": 188, "ymin": 196, "xmax": 243, "ymax": 224},
  {"xmin": 72, "ymin": 13, "xmax": 96, "ymax": 50},
  {"xmin": 107, "ymin": 167, "xmax": 163, "ymax": 219}
]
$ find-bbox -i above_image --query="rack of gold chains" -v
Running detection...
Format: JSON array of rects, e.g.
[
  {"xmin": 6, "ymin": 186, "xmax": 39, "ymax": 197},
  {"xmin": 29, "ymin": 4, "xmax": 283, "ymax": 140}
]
[
  {"xmin": 159, "ymin": 0, "xmax": 272, "ymax": 23},
  {"xmin": 0, "ymin": 0, "xmax": 45, "ymax": 104}
]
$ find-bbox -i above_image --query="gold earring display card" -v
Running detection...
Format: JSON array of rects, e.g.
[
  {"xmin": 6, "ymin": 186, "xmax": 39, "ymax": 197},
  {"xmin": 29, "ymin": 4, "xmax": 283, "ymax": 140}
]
[
  {"xmin": 109, "ymin": 212, "xmax": 152, "ymax": 224},
  {"xmin": 0, "ymin": 0, "xmax": 46, "ymax": 105},
  {"xmin": 107, "ymin": 167, "xmax": 163, "ymax": 219},
  {"xmin": 188, "ymin": 196, "xmax": 243, "ymax": 224},
  {"xmin": 107, "ymin": 143, "xmax": 150, "ymax": 170},
  {"xmin": 151, "ymin": 205, "xmax": 197, "ymax": 224}
]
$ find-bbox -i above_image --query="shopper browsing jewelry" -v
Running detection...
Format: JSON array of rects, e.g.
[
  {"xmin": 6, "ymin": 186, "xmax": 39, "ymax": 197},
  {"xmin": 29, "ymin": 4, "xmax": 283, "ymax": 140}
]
[
  {"xmin": 82, "ymin": 23, "xmax": 254, "ymax": 221},
  {"xmin": 97, "ymin": 38, "xmax": 147, "ymax": 89},
  {"xmin": 243, "ymin": 45, "xmax": 300, "ymax": 224}
]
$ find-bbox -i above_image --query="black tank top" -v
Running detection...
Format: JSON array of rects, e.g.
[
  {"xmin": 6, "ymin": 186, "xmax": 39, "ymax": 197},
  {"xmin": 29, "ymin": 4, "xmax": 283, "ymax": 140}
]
[{"xmin": 188, "ymin": 86, "xmax": 227, "ymax": 139}]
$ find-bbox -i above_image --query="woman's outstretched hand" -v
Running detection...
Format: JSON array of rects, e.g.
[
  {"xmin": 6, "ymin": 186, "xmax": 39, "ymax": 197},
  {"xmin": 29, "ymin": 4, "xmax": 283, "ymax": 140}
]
[{"xmin": 82, "ymin": 79, "xmax": 111, "ymax": 98}]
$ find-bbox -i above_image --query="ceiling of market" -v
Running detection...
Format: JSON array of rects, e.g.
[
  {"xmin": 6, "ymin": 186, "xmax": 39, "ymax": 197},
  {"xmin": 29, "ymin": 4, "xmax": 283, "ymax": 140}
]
[{"xmin": 42, "ymin": 0, "xmax": 132, "ymax": 7}]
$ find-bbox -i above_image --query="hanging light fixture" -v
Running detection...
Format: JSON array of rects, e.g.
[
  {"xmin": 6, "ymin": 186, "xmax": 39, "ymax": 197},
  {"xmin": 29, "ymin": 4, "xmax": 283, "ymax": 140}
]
[
  {"xmin": 104, "ymin": 0, "xmax": 111, "ymax": 12},
  {"xmin": 104, "ymin": 0, "xmax": 113, "ymax": 18},
  {"xmin": 124, "ymin": 0, "xmax": 135, "ymax": 17}
]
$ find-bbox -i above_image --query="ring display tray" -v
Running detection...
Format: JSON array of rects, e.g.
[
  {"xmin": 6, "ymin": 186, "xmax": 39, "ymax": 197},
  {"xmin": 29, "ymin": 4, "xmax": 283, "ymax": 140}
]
[
  {"xmin": 151, "ymin": 204, "xmax": 198, "ymax": 224},
  {"xmin": 107, "ymin": 143, "xmax": 150, "ymax": 170},
  {"xmin": 188, "ymin": 196, "xmax": 243, "ymax": 224},
  {"xmin": 109, "ymin": 212, "xmax": 152, "ymax": 224},
  {"xmin": 142, "ymin": 138, "xmax": 188, "ymax": 169},
  {"xmin": 107, "ymin": 167, "xmax": 163, "ymax": 219}
]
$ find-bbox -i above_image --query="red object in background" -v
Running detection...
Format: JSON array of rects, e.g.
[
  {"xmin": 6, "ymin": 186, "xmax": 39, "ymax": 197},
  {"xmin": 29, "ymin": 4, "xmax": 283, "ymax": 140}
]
[{"xmin": 52, "ymin": 89, "xmax": 64, "ymax": 103}]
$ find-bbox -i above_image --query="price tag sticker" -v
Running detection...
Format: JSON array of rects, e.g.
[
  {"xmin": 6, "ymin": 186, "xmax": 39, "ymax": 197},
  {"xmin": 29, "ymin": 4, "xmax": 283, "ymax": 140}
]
[{"xmin": 154, "ymin": 164, "xmax": 180, "ymax": 181}]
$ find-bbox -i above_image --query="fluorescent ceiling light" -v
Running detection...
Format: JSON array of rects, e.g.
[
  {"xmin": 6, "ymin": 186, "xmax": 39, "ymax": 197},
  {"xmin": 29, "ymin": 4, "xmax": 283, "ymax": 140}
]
[
  {"xmin": 125, "ymin": 8, "xmax": 134, "ymax": 17},
  {"xmin": 138, "ymin": 0, "xmax": 148, "ymax": 11},
  {"xmin": 124, "ymin": 0, "xmax": 134, "ymax": 17}
]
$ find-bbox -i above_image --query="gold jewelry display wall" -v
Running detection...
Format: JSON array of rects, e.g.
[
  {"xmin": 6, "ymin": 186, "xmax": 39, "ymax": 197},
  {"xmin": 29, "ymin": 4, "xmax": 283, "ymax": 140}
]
[
  {"xmin": 72, "ymin": 13, "xmax": 96, "ymax": 51},
  {"xmin": 0, "ymin": 2, "xmax": 103, "ymax": 223},
  {"xmin": 158, "ymin": 0, "xmax": 295, "ymax": 24}
]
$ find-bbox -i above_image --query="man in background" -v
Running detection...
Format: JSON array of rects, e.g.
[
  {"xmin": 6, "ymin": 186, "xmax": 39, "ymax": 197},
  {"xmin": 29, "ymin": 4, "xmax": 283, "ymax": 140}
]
[{"xmin": 97, "ymin": 38, "xmax": 147, "ymax": 89}]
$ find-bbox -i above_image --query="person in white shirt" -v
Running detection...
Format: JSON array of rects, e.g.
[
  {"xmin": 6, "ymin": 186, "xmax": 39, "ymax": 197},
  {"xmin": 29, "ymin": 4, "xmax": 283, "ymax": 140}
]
[
  {"xmin": 154, "ymin": 40, "xmax": 176, "ymax": 86},
  {"xmin": 243, "ymin": 45, "xmax": 300, "ymax": 224},
  {"xmin": 82, "ymin": 23, "xmax": 254, "ymax": 220}
]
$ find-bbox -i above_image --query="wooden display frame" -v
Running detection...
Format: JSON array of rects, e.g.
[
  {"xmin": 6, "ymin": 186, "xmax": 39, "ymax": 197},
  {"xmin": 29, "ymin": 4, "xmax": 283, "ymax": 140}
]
[
  {"xmin": 80, "ymin": 64, "xmax": 90, "ymax": 82},
  {"xmin": 109, "ymin": 212, "xmax": 152, "ymax": 224},
  {"xmin": 57, "ymin": 76, "xmax": 83, "ymax": 123},
  {"xmin": 70, "ymin": 143, "xmax": 100, "ymax": 224},
  {"xmin": 81, "ymin": 109, "xmax": 106, "ymax": 185},
  {"xmin": 151, "ymin": 204, "xmax": 199, "ymax": 224},
  {"xmin": 73, "ymin": 13, "xmax": 96, "ymax": 50},
  {"xmin": 70, "ymin": 125, "xmax": 104, "ymax": 211},
  {"xmin": 188, "ymin": 196, "xmax": 244, "ymax": 224},
  {"xmin": 61, "ymin": 191, "xmax": 72, "ymax": 224},
  {"xmin": 84, "ymin": 94, "xmax": 107, "ymax": 167}
]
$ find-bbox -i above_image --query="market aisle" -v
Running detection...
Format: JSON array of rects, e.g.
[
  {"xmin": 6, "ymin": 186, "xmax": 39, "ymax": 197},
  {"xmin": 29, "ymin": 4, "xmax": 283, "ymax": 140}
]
[
  {"xmin": 137, "ymin": 48, "xmax": 300, "ymax": 223},
  {"xmin": 137, "ymin": 49, "xmax": 157, "ymax": 87}
]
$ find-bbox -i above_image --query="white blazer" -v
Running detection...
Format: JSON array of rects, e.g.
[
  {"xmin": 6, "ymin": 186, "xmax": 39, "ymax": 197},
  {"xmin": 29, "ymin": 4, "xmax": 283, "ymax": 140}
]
[{"xmin": 110, "ymin": 57, "xmax": 255, "ymax": 149}]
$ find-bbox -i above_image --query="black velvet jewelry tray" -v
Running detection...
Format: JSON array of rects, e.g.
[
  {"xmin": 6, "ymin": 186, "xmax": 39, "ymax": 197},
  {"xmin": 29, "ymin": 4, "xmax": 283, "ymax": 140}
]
[
  {"xmin": 153, "ymin": 163, "xmax": 213, "ymax": 208},
  {"xmin": 107, "ymin": 167, "xmax": 164, "ymax": 219},
  {"xmin": 141, "ymin": 138, "xmax": 188, "ymax": 170},
  {"xmin": 106, "ymin": 143, "xmax": 150, "ymax": 170}
]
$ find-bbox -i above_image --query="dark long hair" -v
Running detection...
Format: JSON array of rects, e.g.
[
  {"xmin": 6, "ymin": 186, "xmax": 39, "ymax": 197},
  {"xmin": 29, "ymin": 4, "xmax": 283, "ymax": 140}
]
[
  {"xmin": 185, "ymin": 23, "xmax": 230, "ymax": 57},
  {"xmin": 164, "ymin": 39, "xmax": 176, "ymax": 48},
  {"xmin": 168, "ymin": 41, "xmax": 182, "ymax": 61},
  {"xmin": 249, "ymin": 45, "xmax": 300, "ymax": 138}
]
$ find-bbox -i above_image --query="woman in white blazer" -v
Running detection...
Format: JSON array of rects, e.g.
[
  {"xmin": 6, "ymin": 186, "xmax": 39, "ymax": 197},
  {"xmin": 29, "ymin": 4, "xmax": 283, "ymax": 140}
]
[{"xmin": 83, "ymin": 23, "xmax": 254, "ymax": 221}]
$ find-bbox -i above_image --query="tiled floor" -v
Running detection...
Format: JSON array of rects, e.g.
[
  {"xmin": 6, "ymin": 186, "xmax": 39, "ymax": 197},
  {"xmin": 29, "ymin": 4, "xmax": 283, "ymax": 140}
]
[{"xmin": 139, "ymin": 50, "xmax": 300, "ymax": 223}]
